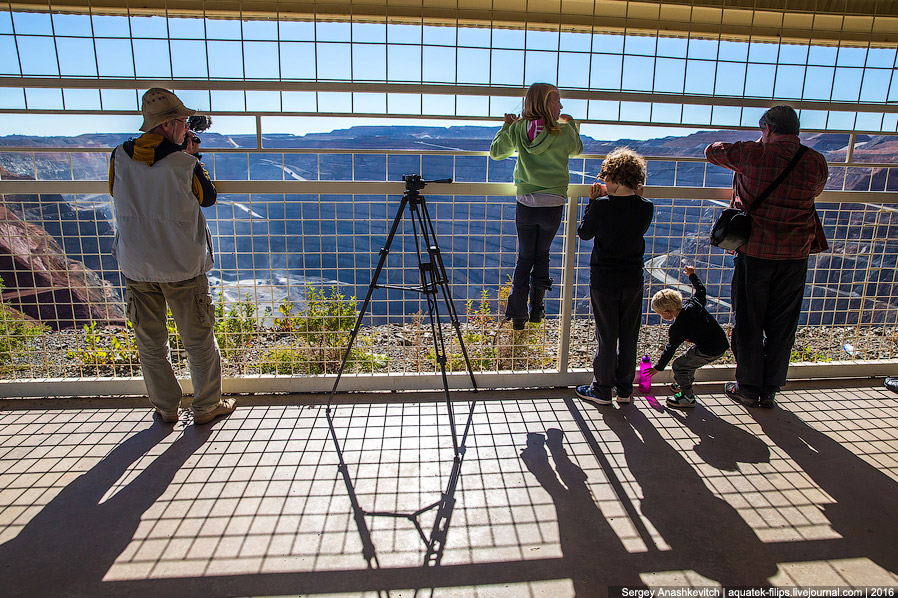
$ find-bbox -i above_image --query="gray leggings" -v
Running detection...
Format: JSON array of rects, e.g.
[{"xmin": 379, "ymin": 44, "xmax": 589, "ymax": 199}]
[{"xmin": 672, "ymin": 346, "xmax": 725, "ymax": 395}]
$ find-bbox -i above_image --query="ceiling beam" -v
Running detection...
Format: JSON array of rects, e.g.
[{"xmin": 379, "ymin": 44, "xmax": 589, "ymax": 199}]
[{"xmin": 7, "ymin": 0, "xmax": 898, "ymax": 46}]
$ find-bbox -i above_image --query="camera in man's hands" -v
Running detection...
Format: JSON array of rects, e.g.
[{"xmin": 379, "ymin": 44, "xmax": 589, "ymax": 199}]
[{"xmin": 181, "ymin": 114, "xmax": 212, "ymax": 149}]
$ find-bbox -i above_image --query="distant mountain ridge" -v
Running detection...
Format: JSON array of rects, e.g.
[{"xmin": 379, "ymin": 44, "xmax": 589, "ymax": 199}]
[
  {"xmin": 4, "ymin": 126, "xmax": 893, "ymax": 186},
  {"xmin": 1, "ymin": 125, "xmax": 882, "ymax": 162}
]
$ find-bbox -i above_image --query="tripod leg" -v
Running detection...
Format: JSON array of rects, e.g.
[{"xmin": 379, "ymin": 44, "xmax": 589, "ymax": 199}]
[
  {"xmin": 407, "ymin": 201, "xmax": 461, "ymax": 457},
  {"xmin": 327, "ymin": 195, "xmax": 409, "ymax": 402},
  {"xmin": 418, "ymin": 198, "xmax": 479, "ymax": 391},
  {"xmin": 421, "ymin": 258, "xmax": 461, "ymax": 457}
]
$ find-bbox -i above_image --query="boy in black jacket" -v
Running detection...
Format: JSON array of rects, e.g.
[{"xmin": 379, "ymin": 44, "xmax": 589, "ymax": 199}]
[{"xmin": 648, "ymin": 266, "xmax": 729, "ymax": 408}]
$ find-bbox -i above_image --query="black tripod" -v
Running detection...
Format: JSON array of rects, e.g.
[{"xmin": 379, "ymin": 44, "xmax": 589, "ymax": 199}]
[
  {"xmin": 325, "ymin": 175, "xmax": 479, "ymax": 567},
  {"xmin": 327, "ymin": 174, "xmax": 478, "ymax": 456}
]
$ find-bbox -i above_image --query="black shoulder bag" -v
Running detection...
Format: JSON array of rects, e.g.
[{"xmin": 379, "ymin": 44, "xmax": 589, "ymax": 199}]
[{"xmin": 710, "ymin": 144, "xmax": 809, "ymax": 251}]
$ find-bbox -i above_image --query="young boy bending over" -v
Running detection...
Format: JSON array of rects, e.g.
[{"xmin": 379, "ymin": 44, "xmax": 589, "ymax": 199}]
[{"xmin": 648, "ymin": 266, "xmax": 729, "ymax": 408}]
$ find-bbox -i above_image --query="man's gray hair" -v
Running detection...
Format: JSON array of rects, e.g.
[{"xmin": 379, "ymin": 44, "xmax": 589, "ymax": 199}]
[{"xmin": 759, "ymin": 105, "xmax": 800, "ymax": 135}]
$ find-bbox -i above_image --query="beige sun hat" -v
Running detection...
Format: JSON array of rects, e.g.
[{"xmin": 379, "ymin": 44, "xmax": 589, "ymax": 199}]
[{"xmin": 139, "ymin": 88, "xmax": 196, "ymax": 132}]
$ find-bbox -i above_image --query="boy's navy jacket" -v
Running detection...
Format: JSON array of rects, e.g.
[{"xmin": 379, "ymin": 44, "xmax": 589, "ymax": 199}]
[
  {"xmin": 577, "ymin": 193, "xmax": 654, "ymax": 289},
  {"xmin": 655, "ymin": 273, "xmax": 730, "ymax": 371}
]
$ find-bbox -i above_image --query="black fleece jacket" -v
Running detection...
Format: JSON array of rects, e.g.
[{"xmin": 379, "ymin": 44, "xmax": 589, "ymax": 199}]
[{"xmin": 577, "ymin": 193, "xmax": 654, "ymax": 289}]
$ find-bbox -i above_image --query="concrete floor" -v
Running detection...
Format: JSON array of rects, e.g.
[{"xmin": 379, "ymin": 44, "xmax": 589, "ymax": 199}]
[{"xmin": 1, "ymin": 382, "xmax": 897, "ymax": 597}]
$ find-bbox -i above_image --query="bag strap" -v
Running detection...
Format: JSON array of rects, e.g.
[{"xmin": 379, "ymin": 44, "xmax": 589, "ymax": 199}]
[{"xmin": 737, "ymin": 144, "xmax": 809, "ymax": 215}]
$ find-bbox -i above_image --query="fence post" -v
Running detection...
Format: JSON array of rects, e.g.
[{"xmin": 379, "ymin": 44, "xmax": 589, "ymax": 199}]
[{"xmin": 557, "ymin": 194, "xmax": 579, "ymax": 374}]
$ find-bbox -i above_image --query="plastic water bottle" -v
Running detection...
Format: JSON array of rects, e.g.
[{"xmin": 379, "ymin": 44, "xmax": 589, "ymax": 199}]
[{"xmin": 639, "ymin": 355, "xmax": 652, "ymax": 394}]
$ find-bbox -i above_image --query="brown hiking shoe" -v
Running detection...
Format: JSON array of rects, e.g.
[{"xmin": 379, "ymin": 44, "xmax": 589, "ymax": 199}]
[
  {"xmin": 193, "ymin": 398, "xmax": 237, "ymax": 425},
  {"xmin": 155, "ymin": 408, "xmax": 179, "ymax": 423}
]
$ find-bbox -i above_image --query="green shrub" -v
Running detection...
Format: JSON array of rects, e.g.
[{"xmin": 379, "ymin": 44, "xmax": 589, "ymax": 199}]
[
  {"xmin": 273, "ymin": 300, "xmax": 296, "ymax": 333},
  {"xmin": 259, "ymin": 285, "xmax": 384, "ymax": 374},
  {"xmin": 434, "ymin": 279, "xmax": 552, "ymax": 372},
  {"xmin": 294, "ymin": 286, "xmax": 357, "ymax": 342},
  {"xmin": 214, "ymin": 292, "xmax": 260, "ymax": 359},
  {"xmin": 0, "ymin": 277, "xmax": 43, "ymax": 366},
  {"xmin": 166, "ymin": 308, "xmax": 182, "ymax": 350},
  {"xmin": 790, "ymin": 346, "xmax": 833, "ymax": 363},
  {"xmin": 259, "ymin": 342, "xmax": 387, "ymax": 375},
  {"xmin": 67, "ymin": 320, "xmax": 139, "ymax": 370}
]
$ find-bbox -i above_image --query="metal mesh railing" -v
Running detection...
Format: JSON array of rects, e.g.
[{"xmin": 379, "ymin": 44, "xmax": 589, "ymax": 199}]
[{"xmin": 1, "ymin": 152, "xmax": 896, "ymax": 382}]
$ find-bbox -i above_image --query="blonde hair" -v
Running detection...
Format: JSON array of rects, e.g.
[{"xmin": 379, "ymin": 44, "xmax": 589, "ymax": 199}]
[
  {"xmin": 599, "ymin": 147, "xmax": 647, "ymax": 190},
  {"xmin": 651, "ymin": 289, "xmax": 683, "ymax": 314},
  {"xmin": 522, "ymin": 83, "xmax": 561, "ymax": 136}
]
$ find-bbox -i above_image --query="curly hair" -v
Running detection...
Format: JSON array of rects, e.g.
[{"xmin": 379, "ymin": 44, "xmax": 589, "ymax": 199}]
[
  {"xmin": 522, "ymin": 83, "xmax": 561, "ymax": 136},
  {"xmin": 651, "ymin": 288, "xmax": 683, "ymax": 314},
  {"xmin": 599, "ymin": 147, "xmax": 646, "ymax": 191}
]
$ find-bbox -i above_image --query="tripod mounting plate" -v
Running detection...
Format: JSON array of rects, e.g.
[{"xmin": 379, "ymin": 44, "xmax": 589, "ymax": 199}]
[{"xmin": 402, "ymin": 174, "xmax": 452, "ymax": 193}]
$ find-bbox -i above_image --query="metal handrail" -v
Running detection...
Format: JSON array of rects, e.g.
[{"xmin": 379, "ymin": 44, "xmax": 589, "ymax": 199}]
[{"xmin": 2, "ymin": 180, "xmax": 897, "ymax": 204}]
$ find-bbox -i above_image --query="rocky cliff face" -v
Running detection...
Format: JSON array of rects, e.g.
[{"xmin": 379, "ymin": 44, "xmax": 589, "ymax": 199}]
[{"xmin": 0, "ymin": 197, "xmax": 125, "ymax": 330}]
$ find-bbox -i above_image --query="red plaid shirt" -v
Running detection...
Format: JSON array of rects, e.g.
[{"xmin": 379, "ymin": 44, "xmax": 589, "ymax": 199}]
[{"xmin": 705, "ymin": 136, "xmax": 829, "ymax": 259}]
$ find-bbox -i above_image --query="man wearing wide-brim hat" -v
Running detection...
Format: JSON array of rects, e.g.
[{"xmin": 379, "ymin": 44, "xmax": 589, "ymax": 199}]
[{"xmin": 109, "ymin": 88, "xmax": 235, "ymax": 425}]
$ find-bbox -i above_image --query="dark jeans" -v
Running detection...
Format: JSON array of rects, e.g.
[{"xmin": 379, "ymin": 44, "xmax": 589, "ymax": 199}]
[
  {"xmin": 506, "ymin": 203, "xmax": 565, "ymax": 320},
  {"xmin": 588, "ymin": 284, "xmax": 643, "ymax": 400},
  {"xmin": 730, "ymin": 253, "xmax": 808, "ymax": 399},
  {"xmin": 672, "ymin": 346, "xmax": 725, "ymax": 395}
]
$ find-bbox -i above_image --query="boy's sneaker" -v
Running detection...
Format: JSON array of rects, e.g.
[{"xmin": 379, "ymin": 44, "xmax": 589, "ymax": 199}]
[
  {"xmin": 669, "ymin": 383, "xmax": 681, "ymax": 393},
  {"xmin": 615, "ymin": 389, "xmax": 632, "ymax": 404},
  {"xmin": 576, "ymin": 385, "xmax": 612, "ymax": 406},
  {"xmin": 759, "ymin": 393, "xmax": 776, "ymax": 409},
  {"xmin": 667, "ymin": 391, "xmax": 696, "ymax": 409}
]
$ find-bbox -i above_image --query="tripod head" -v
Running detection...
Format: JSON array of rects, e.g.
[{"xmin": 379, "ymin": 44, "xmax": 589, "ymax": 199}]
[{"xmin": 402, "ymin": 174, "xmax": 452, "ymax": 196}]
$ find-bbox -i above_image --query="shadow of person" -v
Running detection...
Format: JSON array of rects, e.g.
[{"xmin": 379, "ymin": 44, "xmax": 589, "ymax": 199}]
[
  {"xmin": 520, "ymin": 429, "xmax": 644, "ymax": 595},
  {"xmin": 599, "ymin": 405, "xmax": 778, "ymax": 586},
  {"xmin": 667, "ymin": 404, "xmax": 770, "ymax": 471},
  {"xmin": 0, "ymin": 419, "xmax": 212, "ymax": 597},
  {"xmin": 747, "ymin": 407, "xmax": 898, "ymax": 575}
]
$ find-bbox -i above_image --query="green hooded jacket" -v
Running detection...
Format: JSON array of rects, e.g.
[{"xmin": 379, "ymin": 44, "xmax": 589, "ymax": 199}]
[{"xmin": 489, "ymin": 119, "xmax": 583, "ymax": 197}]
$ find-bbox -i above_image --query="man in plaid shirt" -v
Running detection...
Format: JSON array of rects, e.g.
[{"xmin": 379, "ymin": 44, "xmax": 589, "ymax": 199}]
[{"xmin": 705, "ymin": 105, "xmax": 828, "ymax": 409}]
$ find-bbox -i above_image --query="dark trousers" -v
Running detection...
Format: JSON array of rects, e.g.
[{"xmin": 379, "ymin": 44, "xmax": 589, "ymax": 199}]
[
  {"xmin": 589, "ymin": 284, "xmax": 643, "ymax": 400},
  {"xmin": 730, "ymin": 253, "xmax": 808, "ymax": 399},
  {"xmin": 506, "ymin": 203, "xmax": 565, "ymax": 320}
]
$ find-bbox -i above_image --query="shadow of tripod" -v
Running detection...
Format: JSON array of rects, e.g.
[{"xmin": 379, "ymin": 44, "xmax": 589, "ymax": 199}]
[
  {"xmin": 325, "ymin": 175, "xmax": 479, "ymax": 572},
  {"xmin": 325, "ymin": 399, "xmax": 476, "ymax": 572}
]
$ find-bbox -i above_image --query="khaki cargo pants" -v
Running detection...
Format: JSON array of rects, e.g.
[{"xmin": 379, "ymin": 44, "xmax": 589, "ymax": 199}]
[{"xmin": 124, "ymin": 273, "xmax": 222, "ymax": 415}]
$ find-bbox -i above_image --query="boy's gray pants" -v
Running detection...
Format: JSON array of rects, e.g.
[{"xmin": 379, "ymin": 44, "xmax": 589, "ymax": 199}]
[
  {"xmin": 672, "ymin": 346, "xmax": 725, "ymax": 396},
  {"xmin": 124, "ymin": 273, "xmax": 222, "ymax": 415}
]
